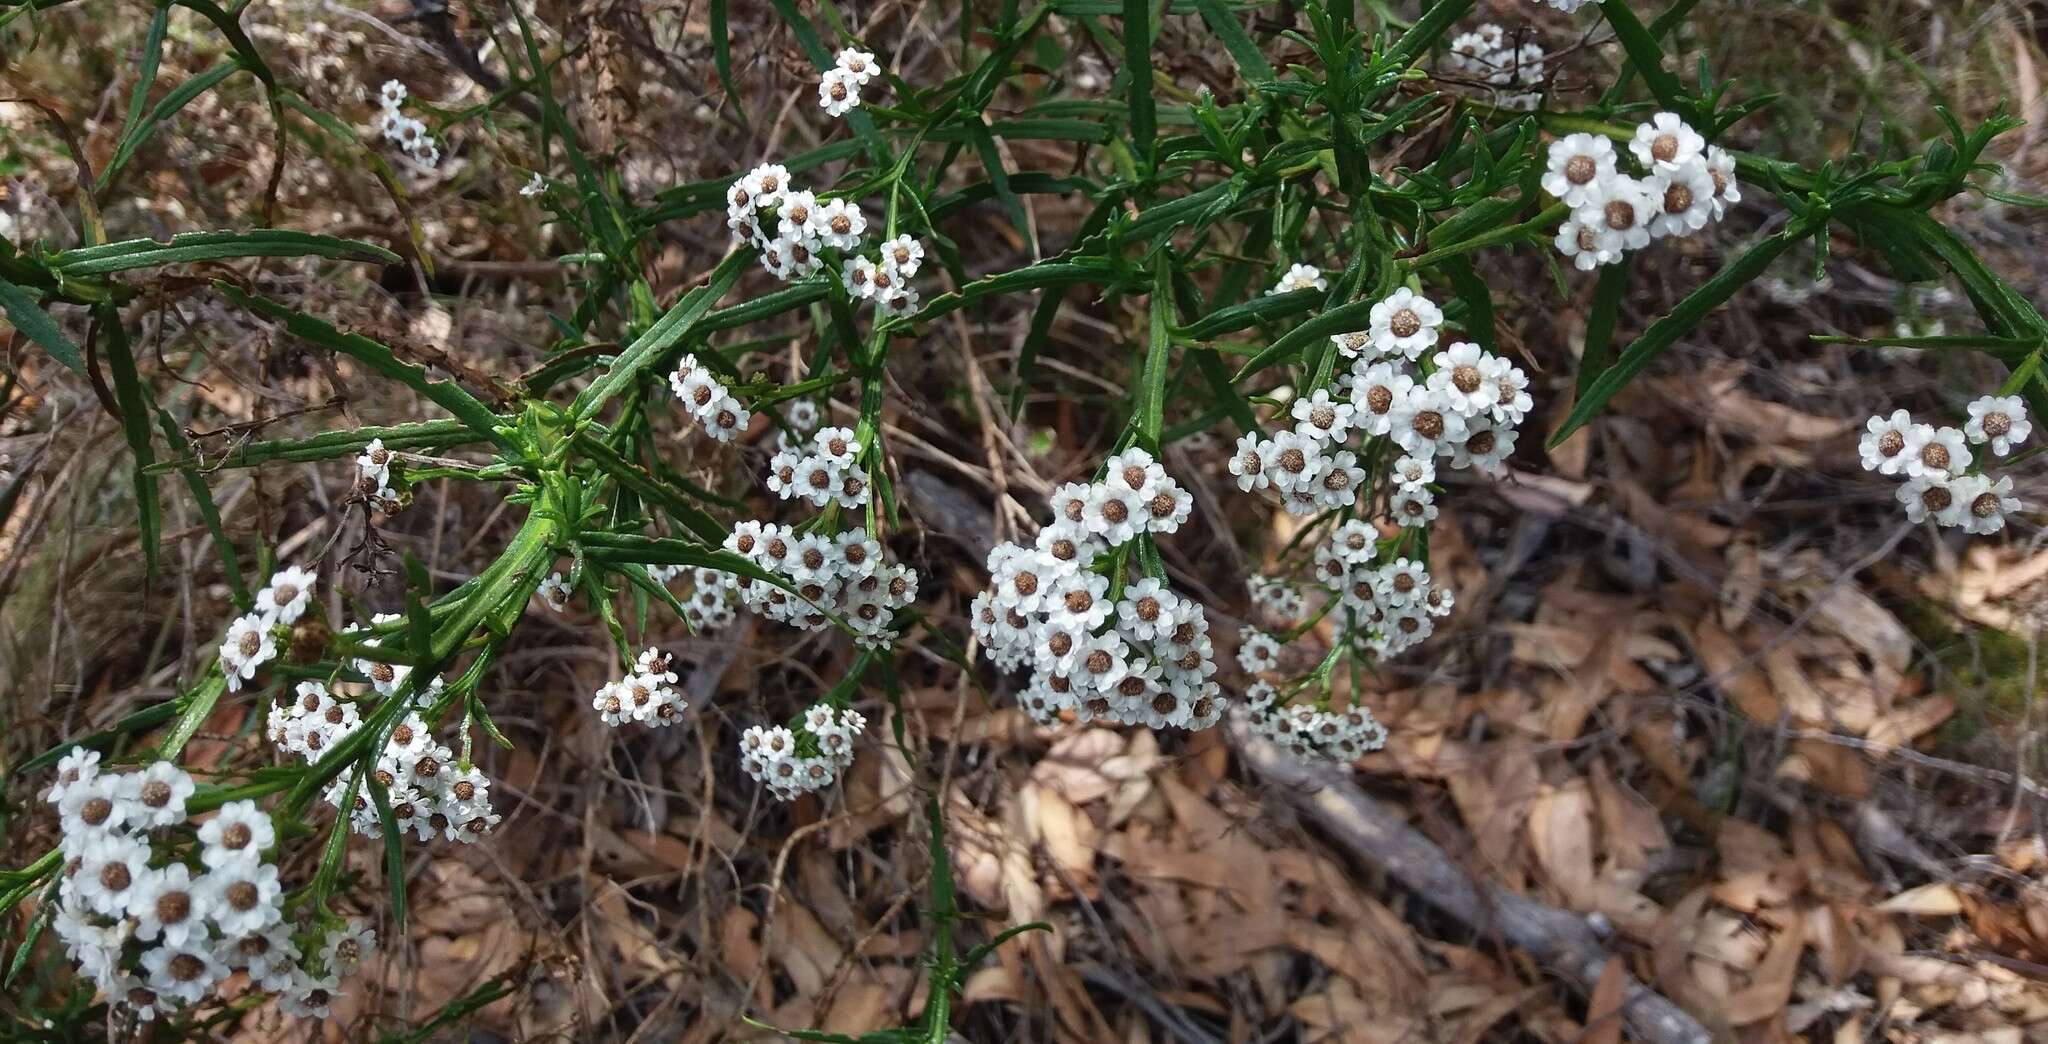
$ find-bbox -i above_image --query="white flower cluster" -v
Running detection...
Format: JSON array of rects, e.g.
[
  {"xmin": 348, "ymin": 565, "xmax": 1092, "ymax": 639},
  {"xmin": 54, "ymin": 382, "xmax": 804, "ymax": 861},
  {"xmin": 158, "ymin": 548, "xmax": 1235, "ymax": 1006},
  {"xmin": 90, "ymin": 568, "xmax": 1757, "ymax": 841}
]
[
  {"xmin": 646, "ymin": 565, "xmax": 739, "ymax": 632},
  {"xmin": 1446, "ymin": 25, "xmax": 1544, "ymax": 109},
  {"xmin": 370, "ymin": 80, "xmax": 439, "ymax": 170},
  {"xmin": 1314, "ymin": 537, "xmax": 1456, "ymax": 658},
  {"xmin": 1546, "ymin": 115, "xmax": 1741, "ymax": 271},
  {"xmin": 721, "ymin": 522, "xmax": 920, "ymax": 649},
  {"xmin": 1532, "ymin": 0, "xmax": 1592, "ymax": 11},
  {"xmin": 217, "ymin": 565, "xmax": 316, "ymax": 692},
  {"xmin": 1268, "ymin": 262, "xmax": 1328, "ymax": 296},
  {"xmin": 724, "ymin": 162, "xmax": 925, "ymax": 317},
  {"xmin": 971, "ymin": 451, "xmax": 1223, "ymax": 731},
  {"xmin": 42, "ymin": 752, "xmax": 372, "ymax": 1022},
  {"xmin": 270, "ymin": 673, "xmax": 501, "ymax": 844},
  {"xmin": 1247, "ymin": 574, "xmax": 1308, "ymax": 622},
  {"xmin": 1229, "ymin": 288, "xmax": 1531, "ymax": 525},
  {"xmin": 591, "ymin": 648, "xmax": 689, "ymax": 728},
  {"xmin": 668, "ymin": 352, "xmax": 753, "ymax": 443},
  {"xmin": 739, "ymin": 703, "xmax": 868, "ymax": 800},
  {"xmin": 1244, "ymin": 687, "xmax": 1389, "ymax": 764},
  {"xmin": 817, "ymin": 47, "xmax": 880, "ymax": 118},
  {"xmin": 354, "ymin": 438, "xmax": 402, "ymax": 511},
  {"xmin": 767, "ymin": 425, "xmax": 872, "ymax": 509},
  {"xmin": 1859, "ymin": 397, "xmax": 2029, "ymax": 534}
]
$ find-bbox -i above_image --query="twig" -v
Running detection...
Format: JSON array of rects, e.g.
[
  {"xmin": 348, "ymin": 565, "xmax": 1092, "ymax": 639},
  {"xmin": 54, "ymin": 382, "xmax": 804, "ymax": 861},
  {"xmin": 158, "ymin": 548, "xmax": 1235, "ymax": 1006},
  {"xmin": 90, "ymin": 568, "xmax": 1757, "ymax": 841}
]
[{"xmin": 1230, "ymin": 719, "xmax": 1712, "ymax": 1044}]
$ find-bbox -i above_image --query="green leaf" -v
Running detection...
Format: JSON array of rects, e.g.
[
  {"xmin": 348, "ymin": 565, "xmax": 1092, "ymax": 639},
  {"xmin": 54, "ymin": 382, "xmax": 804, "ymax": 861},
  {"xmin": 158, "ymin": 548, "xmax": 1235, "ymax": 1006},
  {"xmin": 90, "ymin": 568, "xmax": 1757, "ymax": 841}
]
[
  {"xmin": 1193, "ymin": 0, "xmax": 1273, "ymax": 81},
  {"xmin": 159, "ymin": 673, "xmax": 230, "ymax": 761},
  {"xmin": 1598, "ymin": 0, "xmax": 1691, "ymax": 120},
  {"xmin": 1551, "ymin": 214, "xmax": 1815, "ymax": 446},
  {"xmin": 99, "ymin": 305, "xmax": 161, "ymax": 578},
  {"xmin": 708, "ymin": 0, "xmax": 746, "ymax": 126},
  {"xmin": 50, "ymin": 229, "xmax": 398, "ymax": 276},
  {"xmin": 1576, "ymin": 261, "xmax": 1628, "ymax": 397},
  {"xmin": 1008, "ymin": 285, "xmax": 1068, "ymax": 414},
  {"xmin": 963, "ymin": 114, "xmax": 1032, "ymax": 250},
  {"xmin": 0, "ymin": 276, "xmax": 88, "ymax": 375},
  {"xmin": 162, "ymin": 408, "xmax": 257, "ymax": 607},
  {"xmin": 99, "ymin": 61, "xmax": 242, "ymax": 193},
  {"xmin": 1230, "ymin": 295, "xmax": 1379, "ymax": 383},
  {"xmin": 571, "ymin": 250, "xmax": 748, "ymax": 422},
  {"xmin": 366, "ymin": 774, "xmax": 407, "ymax": 931},
  {"xmin": 217, "ymin": 285, "xmax": 512, "ymax": 452},
  {"xmin": 1121, "ymin": 0, "xmax": 1157, "ymax": 171},
  {"xmin": 1137, "ymin": 264, "xmax": 1173, "ymax": 447}
]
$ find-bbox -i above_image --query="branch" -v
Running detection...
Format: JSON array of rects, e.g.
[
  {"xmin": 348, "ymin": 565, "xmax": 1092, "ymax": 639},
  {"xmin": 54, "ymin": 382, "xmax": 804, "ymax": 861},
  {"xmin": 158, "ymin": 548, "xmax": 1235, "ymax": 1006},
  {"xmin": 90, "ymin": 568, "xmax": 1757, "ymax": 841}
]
[{"xmin": 1229, "ymin": 720, "xmax": 1711, "ymax": 1044}]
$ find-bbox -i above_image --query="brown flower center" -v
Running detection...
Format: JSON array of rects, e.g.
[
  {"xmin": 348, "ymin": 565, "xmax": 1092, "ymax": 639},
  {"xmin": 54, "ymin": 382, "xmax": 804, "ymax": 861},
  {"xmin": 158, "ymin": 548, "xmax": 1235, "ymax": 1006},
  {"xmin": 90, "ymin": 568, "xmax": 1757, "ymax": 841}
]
[
  {"xmin": 1278, "ymin": 448, "xmax": 1307, "ymax": 473},
  {"xmin": 1148, "ymin": 492, "xmax": 1177, "ymax": 518},
  {"xmin": 1366, "ymin": 386, "xmax": 1394, "ymax": 413},
  {"xmin": 1084, "ymin": 650, "xmax": 1112, "ymax": 674},
  {"xmin": 1013, "ymin": 571, "xmax": 1039, "ymax": 596},
  {"xmin": 1412, "ymin": 411, "xmax": 1445, "ymax": 439},
  {"xmin": 1663, "ymin": 185, "xmax": 1693, "ymax": 214},
  {"xmin": 1048, "ymin": 633, "xmax": 1073, "ymax": 656},
  {"xmin": 1564, "ymin": 154, "xmax": 1597, "ymax": 185},
  {"xmin": 1451, "ymin": 365, "xmax": 1482, "ymax": 393},
  {"xmin": 140, "ymin": 780, "xmax": 172, "ymax": 808},
  {"xmin": 1101, "ymin": 499, "xmax": 1128, "ymax": 523},
  {"xmin": 1603, "ymin": 200, "xmax": 1636, "ymax": 231},
  {"xmin": 99, "ymin": 862, "xmax": 131, "ymax": 892},
  {"xmin": 157, "ymin": 890, "xmax": 191, "ymax": 925},
  {"xmin": 1921, "ymin": 443, "xmax": 1950, "ymax": 471},
  {"xmin": 1064, "ymin": 590, "xmax": 1093, "ymax": 614},
  {"xmin": 1122, "ymin": 465, "xmax": 1147, "ymax": 490},
  {"xmin": 1984, "ymin": 412, "xmax": 2012, "ymax": 437},
  {"xmin": 1973, "ymin": 492, "xmax": 2001, "ymax": 518},
  {"xmin": 1309, "ymin": 405, "xmax": 1337, "ymax": 429},
  {"xmin": 1466, "ymin": 430, "xmax": 1496, "ymax": 456},
  {"xmin": 1389, "ymin": 308, "xmax": 1422, "ymax": 338},
  {"xmin": 169, "ymin": 954, "xmax": 205, "ymax": 982},
  {"xmin": 81, "ymin": 797, "xmax": 112, "ymax": 826},
  {"xmin": 1135, "ymin": 596, "xmax": 1161, "ymax": 621},
  {"xmin": 1151, "ymin": 693, "xmax": 1178, "ymax": 715},
  {"xmin": 227, "ymin": 881, "xmax": 259, "ymax": 911},
  {"xmin": 239, "ymin": 631, "xmax": 262, "ymax": 656},
  {"xmin": 1922, "ymin": 486, "xmax": 1953, "ymax": 512},
  {"xmin": 1651, "ymin": 133, "xmax": 1678, "ymax": 162}
]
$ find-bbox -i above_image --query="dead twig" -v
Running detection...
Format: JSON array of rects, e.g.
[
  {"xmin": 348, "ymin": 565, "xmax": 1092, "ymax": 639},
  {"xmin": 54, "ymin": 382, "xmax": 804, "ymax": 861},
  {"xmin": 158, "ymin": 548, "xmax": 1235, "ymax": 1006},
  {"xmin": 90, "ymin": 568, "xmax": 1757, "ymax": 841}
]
[{"xmin": 1230, "ymin": 719, "xmax": 1712, "ymax": 1044}]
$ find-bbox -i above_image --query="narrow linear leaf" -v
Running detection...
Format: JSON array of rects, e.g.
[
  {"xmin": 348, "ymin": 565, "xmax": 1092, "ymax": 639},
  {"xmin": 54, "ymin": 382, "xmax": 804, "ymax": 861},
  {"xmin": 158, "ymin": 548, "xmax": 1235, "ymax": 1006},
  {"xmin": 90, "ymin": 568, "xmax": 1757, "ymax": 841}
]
[
  {"xmin": 1576, "ymin": 261, "xmax": 1628, "ymax": 397},
  {"xmin": 1551, "ymin": 214, "xmax": 1814, "ymax": 445},
  {"xmin": 52, "ymin": 229, "xmax": 398, "ymax": 275},
  {"xmin": 0, "ymin": 277, "xmax": 88, "ymax": 374},
  {"xmin": 99, "ymin": 306, "xmax": 161, "ymax": 578}
]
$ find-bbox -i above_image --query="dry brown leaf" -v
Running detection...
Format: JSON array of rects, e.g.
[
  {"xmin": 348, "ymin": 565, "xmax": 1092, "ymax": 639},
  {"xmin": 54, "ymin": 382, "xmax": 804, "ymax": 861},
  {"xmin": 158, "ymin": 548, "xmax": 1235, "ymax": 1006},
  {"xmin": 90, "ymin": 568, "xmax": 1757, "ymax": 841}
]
[
  {"xmin": 1527, "ymin": 780, "xmax": 1599, "ymax": 910},
  {"xmin": 1581, "ymin": 957, "xmax": 1628, "ymax": 1044},
  {"xmin": 1875, "ymin": 883, "xmax": 1965, "ymax": 917}
]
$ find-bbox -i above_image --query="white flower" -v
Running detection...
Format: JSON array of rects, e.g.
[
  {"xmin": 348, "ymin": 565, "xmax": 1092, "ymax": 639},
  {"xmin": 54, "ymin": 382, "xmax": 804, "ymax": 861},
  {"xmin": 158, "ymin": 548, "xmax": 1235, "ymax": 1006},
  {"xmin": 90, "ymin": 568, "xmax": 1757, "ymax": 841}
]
[
  {"xmin": 776, "ymin": 190, "xmax": 820, "ymax": 240},
  {"xmin": 1312, "ymin": 449, "xmax": 1365, "ymax": 509},
  {"xmin": 1902, "ymin": 424, "xmax": 1970, "ymax": 480},
  {"xmin": 1237, "ymin": 630, "xmax": 1280, "ymax": 674},
  {"xmin": 218, "ymin": 925, "xmax": 300, "ymax": 989},
  {"xmin": 1535, "ymin": 0, "xmax": 1594, "ymax": 9},
  {"xmin": 816, "ymin": 63, "xmax": 863, "ymax": 114},
  {"xmin": 842, "ymin": 256, "xmax": 880, "ymax": 298},
  {"xmin": 356, "ymin": 438, "xmax": 395, "ymax": 485},
  {"xmin": 1702, "ymin": 146, "xmax": 1741, "ymax": 220},
  {"xmin": 199, "ymin": 800, "xmax": 275, "ymax": 867},
  {"xmin": 1554, "ymin": 216, "xmax": 1620, "ymax": 271},
  {"xmin": 128, "ymin": 761, "xmax": 195, "ymax": 828},
  {"xmin": 1262, "ymin": 428, "xmax": 1326, "ymax": 492},
  {"xmin": 1048, "ymin": 482, "xmax": 1094, "ymax": 529},
  {"xmin": 71, "ymin": 835, "xmax": 152, "ymax": 917},
  {"xmin": 142, "ymin": 942, "xmax": 225, "ymax": 1005},
  {"xmin": 219, "ymin": 614, "xmax": 277, "ymax": 691},
  {"xmin": 1138, "ymin": 480, "xmax": 1194, "ymax": 533},
  {"xmin": 521, "ymin": 172, "xmax": 546, "ymax": 197},
  {"xmin": 128, "ymin": 863, "xmax": 207, "ymax": 947},
  {"xmin": 1390, "ymin": 387, "xmax": 1469, "ymax": 456},
  {"xmin": 698, "ymin": 390, "xmax": 752, "ymax": 443},
  {"xmin": 1447, "ymin": 417, "xmax": 1517, "ymax": 474},
  {"xmin": 741, "ymin": 163, "xmax": 792, "ymax": 209},
  {"xmin": 1955, "ymin": 474, "xmax": 2021, "ymax": 535},
  {"xmin": 1329, "ymin": 330, "xmax": 1376, "ymax": 360},
  {"xmin": 835, "ymin": 47, "xmax": 880, "ymax": 83},
  {"xmin": 1484, "ymin": 358, "xmax": 1534, "ymax": 425},
  {"xmin": 1291, "ymin": 388, "xmax": 1357, "ymax": 442},
  {"xmin": 1116, "ymin": 579, "xmax": 1179, "ymax": 643},
  {"xmin": 1268, "ymin": 262, "xmax": 1326, "ymax": 295},
  {"xmin": 201, "ymin": 861, "xmax": 282, "ymax": 936},
  {"xmin": 1082, "ymin": 484, "xmax": 1144, "ymax": 544},
  {"xmin": 1070, "ymin": 632, "xmax": 1133, "ymax": 692},
  {"xmin": 45, "ymin": 747, "xmax": 102, "ymax": 807},
  {"xmin": 1573, "ymin": 176, "xmax": 1656, "ymax": 254},
  {"xmin": 538, "ymin": 572, "xmax": 571, "ymax": 612},
  {"xmin": 1368, "ymin": 288, "xmax": 1442, "ymax": 361},
  {"xmin": 1389, "ymin": 483, "xmax": 1439, "ymax": 527},
  {"xmin": 379, "ymin": 80, "xmax": 408, "ymax": 108},
  {"xmin": 1228, "ymin": 432, "xmax": 1272, "ymax": 492},
  {"xmin": 256, "ymin": 565, "xmax": 317, "ymax": 626},
  {"xmin": 879, "ymin": 235, "xmax": 924, "ymax": 275},
  {"xmin": 811, "ymin": 198, "xmax": 866, "ymax": 250},
  {"xmin": 1646, "ymin": 158, "xmax": 1717, "ymax": 238},
  {"xmin": 320, "ymin": 920, "xmax": 378, "ymax": 973},
  {"xmin": 1349, "ymin": 361, "xmax": 1416, "ymax": 436},
  {"xmin": 1859, "ymin": 410, "xmax": 1916, "ymax": 474},
  {"xmin": 1047, "ymin": 571, "xmax": 1114, "ymax": 631},
  {"xmin": 1427, "ymin": 342, "xmax": 1497, "ymax": 417},
  {"xmin": 1896, "ymin": 475, "xmax": 1962, "ymax": 525},
  {"xmin": 1630, "ymin": 112, "xmax": 1705, "ymax": 174},
  {"xmin": 1542, "ymin": 133, "xmax": 1619, "ymax": 208},
  {"xmin": 1104, "ymin": 447, "xmax": 1166, "ymax": 498},
  {"xmin": 991, "ymin": 547, "xmax": 1057, "ymax": 615},
  {"xmin": 279, "ymin": 971, "xmax": 341, "ymax": 1019},
  {"xmin": 60, "ymin": 773, "xmax": 131, "ymax": 843},
  {"xmin": 1964, "ymin": 395, "xmax": 2031, "ymax": 455}
]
